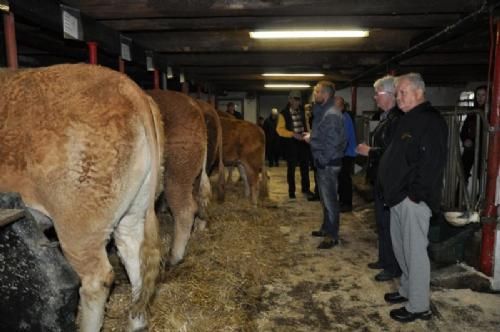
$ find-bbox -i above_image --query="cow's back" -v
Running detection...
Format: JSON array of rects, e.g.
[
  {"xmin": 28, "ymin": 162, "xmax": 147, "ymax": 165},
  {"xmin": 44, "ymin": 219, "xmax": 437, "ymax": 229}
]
[{"xmin": 0, "ymin": 64, "xmax": 157, "ymax": 218}]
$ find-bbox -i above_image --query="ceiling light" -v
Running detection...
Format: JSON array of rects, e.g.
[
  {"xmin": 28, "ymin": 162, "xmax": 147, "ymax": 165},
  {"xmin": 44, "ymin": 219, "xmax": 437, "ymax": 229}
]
[
  {"xmin": 263, "ymin": 73, "xmax": 324, "ymax": 77},
  {"xmin": 250, "ymin": 30, "xmax": 369, "ymax": 39},
  {"xmin": 265, "ymin": 84, "xmax": 311, "ymax": 89}
]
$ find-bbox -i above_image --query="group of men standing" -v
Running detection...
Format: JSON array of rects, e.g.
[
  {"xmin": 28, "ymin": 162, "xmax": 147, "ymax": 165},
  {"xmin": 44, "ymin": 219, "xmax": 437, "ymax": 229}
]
[
  {"xmin": 266, "ymin": 73, "xmax": 448, "ymax": 323},
  {"xmin": 264, "ymin": 88, "xmax": 357, "ymax": 214}
]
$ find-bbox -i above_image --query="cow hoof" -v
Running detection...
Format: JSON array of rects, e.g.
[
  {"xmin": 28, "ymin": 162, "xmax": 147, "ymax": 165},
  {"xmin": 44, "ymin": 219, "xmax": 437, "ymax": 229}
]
[
  {"xmin": 128, "ymin": 314, "xmax": 147, "ymax": 332},
  {"xmin": 194, "ymin": 218, "xmax": 207, "ymax": 232},
  {"xmin": 169, "ymin": 256, "xmax": 185, "ymax": 267}
]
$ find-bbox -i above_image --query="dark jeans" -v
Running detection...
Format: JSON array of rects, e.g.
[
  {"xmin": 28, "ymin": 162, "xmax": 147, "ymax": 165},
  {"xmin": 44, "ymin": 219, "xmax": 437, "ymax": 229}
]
[
  {"xmin": 374, "ymin": 188, "xmax": 401, "ymax": 275},
  {"xmin": 317, "ymin": 166, "xmax": 341, "ymax": 240},
  {"xmin": 266, "ymin": 142, "xmax": 280, "ymax": 167},
  {"xmin": 338, "ymin": 156, "xmax": 354, "ymax": 207},
  {"xmin": 286, "ymin": 140, "xmax": 310, "ymax": 194}
]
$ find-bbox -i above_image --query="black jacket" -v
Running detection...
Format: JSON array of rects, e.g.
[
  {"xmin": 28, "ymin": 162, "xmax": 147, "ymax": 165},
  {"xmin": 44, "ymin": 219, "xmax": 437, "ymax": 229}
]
[
  {"xmin": 367, "ymin": 106, "xmax": 403, "ymax": 183},
  {"xmin": 378, "ymin": 102, "xmax": 448, "ymax": 213}
]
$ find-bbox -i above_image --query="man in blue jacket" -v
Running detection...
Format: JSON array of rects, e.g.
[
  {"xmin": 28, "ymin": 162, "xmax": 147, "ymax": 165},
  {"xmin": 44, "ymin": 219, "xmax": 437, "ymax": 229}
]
[
  {"xmin": 378, "ymin": 73, "xmax": 447, "ymax": 322},
  {"xmin": 335, "ymin": 96, "xmax": 357, "ymax": 212},
  {"xmin": 304, "ymin": 81, "xmax": 347, "ymax": 249}
]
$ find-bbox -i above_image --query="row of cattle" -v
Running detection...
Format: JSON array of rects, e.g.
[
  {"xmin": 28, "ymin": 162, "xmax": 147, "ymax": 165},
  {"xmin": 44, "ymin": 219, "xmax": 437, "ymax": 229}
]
[{"xmin": 0, "ymin": 64, "xmax": 267, "ymax": 331}]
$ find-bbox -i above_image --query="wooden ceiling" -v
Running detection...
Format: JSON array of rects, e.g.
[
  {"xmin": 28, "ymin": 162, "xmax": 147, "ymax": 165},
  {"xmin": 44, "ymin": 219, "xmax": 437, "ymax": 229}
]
[{"xmin": 7, "ymin": 0, "xmax": 500, "ymax": 91}]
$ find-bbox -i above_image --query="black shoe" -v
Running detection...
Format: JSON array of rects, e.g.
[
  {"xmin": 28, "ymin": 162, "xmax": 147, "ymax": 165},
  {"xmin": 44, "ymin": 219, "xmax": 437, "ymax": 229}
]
[
  {"xmin": 289, "ymin": 192, "xmax": 296, "ymax": 199},
  {"xmin": 317, "ymin": 239, "xmax": 339, "ymax": 249},
  {"xmin": 307, "ymin": 194, "xmax": 320, "ymax": 201},
  {"xmin": 367, "ymin": 261, "xmax": 384, "ymax": 270},
  {"xmin": 390, "ymin": 306, "xmax": 432, "ymax": 323},
  {"xmin": 375, "ymin": 270, "xmax": 399, "ymax": 282},
  {"xmin": 340, "ymin": 205, "xmax": 353, "ymax": 213},
  {"xmin": 302, "ymin": 190, "xmax": 314, "ymax": 196},
  {"xmin": 384, "ymin": 292, "xmax": 408, "ymax": 304},
  {"xmin": 311, "ymin": 230, "xmax": 326, "ymax": 237}
]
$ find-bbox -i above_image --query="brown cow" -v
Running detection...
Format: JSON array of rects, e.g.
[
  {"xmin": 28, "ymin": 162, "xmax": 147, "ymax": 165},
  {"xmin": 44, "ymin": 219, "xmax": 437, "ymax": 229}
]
[
  {"xmin": 195, "ymin": 99, "xmax": 225, "ymax": 202},
  {"xmin": 217, "ymin": 112, "xmax": 268, "ymax": 204},
  {"xmin": 147, "ymin": 90, "xmax": 210, "ymax": 266},
  {"xmin": 0, "ymin": 64, "xmax": 164, "ymax": 331}
]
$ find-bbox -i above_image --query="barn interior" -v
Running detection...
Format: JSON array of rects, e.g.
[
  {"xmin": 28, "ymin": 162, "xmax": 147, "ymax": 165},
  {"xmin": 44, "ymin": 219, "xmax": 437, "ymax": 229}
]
[{"xmin": 1, "ymin": 0, "xmax": 500, "ymax": 331}]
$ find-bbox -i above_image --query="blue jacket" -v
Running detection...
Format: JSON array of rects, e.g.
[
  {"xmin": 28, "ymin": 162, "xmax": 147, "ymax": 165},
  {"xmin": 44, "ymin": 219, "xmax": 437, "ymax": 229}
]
[
  {"xmin": 343, "ymin": 112, "xmax": 357, "ymax": 157},
  {"xmin": 310, "ymin": 100, "xmax": 347, "ymax": 168}
]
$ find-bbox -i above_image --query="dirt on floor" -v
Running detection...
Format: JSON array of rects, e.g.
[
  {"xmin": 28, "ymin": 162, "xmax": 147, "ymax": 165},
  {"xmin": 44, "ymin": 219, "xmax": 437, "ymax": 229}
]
[{"xmin": 103, "ymin": 166, "xmax": 500, "ymax": 332}]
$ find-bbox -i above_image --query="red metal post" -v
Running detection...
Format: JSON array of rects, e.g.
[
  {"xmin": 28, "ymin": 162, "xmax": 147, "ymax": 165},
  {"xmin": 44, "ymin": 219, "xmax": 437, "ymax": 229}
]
[
  {"xmin": 351, "ymin": 85, "xmax": 357, "ymax": 114},
  {"xmin": 480, "ymin": 22, "xmax": 500, "ymax": 276},
  {"xmin": 153, "ymin": 69, "xmax": 160, "ymax": 90},
  {"xmin": 3, "ymin": 12, "xmax": 18, "ymax": 69},
  {"xmin": 87, "ymin": 42, "xmax": 98, "ymax": 65},
  {"xmin": 118, "ymin": 56, "xmax": 125, "ymax": 73}
]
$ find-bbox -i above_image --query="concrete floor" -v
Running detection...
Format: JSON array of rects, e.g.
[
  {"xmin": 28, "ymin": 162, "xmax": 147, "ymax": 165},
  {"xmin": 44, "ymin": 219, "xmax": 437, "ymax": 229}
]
[{"xmin": 254, "ymin": 165, "xmax": 500, "ymax": 332}]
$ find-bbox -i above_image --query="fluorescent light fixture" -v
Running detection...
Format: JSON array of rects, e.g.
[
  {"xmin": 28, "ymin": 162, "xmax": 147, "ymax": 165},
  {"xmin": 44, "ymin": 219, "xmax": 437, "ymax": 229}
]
[
  {"xmin": 265, "ymin": 84, "xmax": 311, "ymax": 89},
  {"xmin": 263, "ymin": 73, "xmax": 324, "ymax": 77},
  {"xmin": 250, "ymin": 30, "xmax": 369, "ymax": 39}
]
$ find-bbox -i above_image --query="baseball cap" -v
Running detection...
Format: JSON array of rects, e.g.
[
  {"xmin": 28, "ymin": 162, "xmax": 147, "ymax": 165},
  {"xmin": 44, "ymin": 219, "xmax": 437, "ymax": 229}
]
[{"xmin": 289, "ymin": 90, "xmax": 302, "ymax": 99}]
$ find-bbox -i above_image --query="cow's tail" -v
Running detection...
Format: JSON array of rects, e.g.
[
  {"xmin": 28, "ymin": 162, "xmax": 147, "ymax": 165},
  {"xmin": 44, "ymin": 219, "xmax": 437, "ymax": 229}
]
[
  {"xmin": 259, "ymin": 132, "xmax": 269, "ymax": 199},
  {"xmin": 133, "ymin": 94, "xmax": 164, "ymax": 319},
  {"xmin": 215, "ymin": 112, "xmax": 226, "ymax": 202},
  {"xmin": 199, "ymin": 144, "xmax": 212, "ymax": 209}
]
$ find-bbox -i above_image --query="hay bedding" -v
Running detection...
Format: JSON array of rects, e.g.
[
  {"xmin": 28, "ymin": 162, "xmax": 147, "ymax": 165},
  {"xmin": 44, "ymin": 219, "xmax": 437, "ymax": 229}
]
[
  {"xmin": 102, "ymin": 169, "xmax": 500, "ymax": 332},
  {"xmin": 103, "ymin": 180, "xmax": 291, "ymax": 332}
]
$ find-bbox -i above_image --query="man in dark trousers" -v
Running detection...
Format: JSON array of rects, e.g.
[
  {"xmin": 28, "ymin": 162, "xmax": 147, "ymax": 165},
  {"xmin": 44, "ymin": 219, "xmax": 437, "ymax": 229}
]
[
  {"xmin": 378, "ymin": 73, "xmax": 447, "ymax": 323},
  {"xmin": 357, "ymin": 75, "xmax": 403, "ymax": 282},
  {"xmin": 304, "ymin": 81, "xmax": 346, "ymax": 249},
  {"xmin": 276, "ymin": 90, "xmax": 312, "ymax": 199},
  {"xmin": 263, "ymin": 108, "xmax": 281, "ymax": 167},
  {"xmin": 335, "ymin": 96, "xmax": 357, "ymax": 212}
]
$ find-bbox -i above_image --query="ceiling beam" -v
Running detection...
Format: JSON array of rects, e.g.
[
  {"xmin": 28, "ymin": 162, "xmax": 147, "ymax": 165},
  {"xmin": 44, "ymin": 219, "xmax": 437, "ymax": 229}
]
[
  {"xmin": 78, "ymin": 0, "xmax": 482, "ymax": 19},
  {"xmin": 99, "ymin": 14, "xmax": 462, "ymax": 32}
]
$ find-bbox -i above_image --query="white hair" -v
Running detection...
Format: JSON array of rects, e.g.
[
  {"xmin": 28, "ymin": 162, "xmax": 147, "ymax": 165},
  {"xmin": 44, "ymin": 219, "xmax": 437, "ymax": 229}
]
[
  {"xmin": 395, "ymin": 73, "xmax": 426, "ymax": 92},
  {"xmin": 373, "ymin": 75, "xmax": 396, "ymax": 94}
]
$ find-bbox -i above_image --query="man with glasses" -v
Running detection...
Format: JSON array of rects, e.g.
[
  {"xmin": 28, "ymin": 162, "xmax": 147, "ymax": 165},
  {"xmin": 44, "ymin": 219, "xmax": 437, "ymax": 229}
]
[
  {"xmin": 276, "ymin": 90, "xmax": 312, "ymax": 199},
  {"xmin": 378, "ymin": 73, "xmax": 447, "ymax": 322},
  {"xmin": 304, "ymin": 81, "xmax": 346, "ymax": 249},
  {"xmin": 357, "ymin": 75, "xmax": 403, "ymax": 282}
]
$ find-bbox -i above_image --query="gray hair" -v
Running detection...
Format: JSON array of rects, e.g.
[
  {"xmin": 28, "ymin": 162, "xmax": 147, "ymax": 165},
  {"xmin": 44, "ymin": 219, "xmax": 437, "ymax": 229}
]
[
  {"xmin": 373, "ymin": 75, "xmax": 396, "ymax": 94},
  {"xmin": 395, "ymin": 73, "xmax": 426, "ymax": 92}
]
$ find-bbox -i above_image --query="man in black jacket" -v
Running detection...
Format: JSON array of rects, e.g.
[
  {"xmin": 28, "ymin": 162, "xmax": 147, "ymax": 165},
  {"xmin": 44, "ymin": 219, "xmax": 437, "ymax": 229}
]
[
  {"xmin": 378, "ymin": 73, "xmax": 447, "ymax": 323},
  {"xmin": 357, "ymin": 75, "xmax": 403, "ymax": 282}
]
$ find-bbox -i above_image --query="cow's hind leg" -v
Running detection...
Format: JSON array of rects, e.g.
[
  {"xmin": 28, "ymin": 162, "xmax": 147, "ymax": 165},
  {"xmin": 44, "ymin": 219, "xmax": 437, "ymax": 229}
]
[
  {"xmin": 238, "ymin": 163, "xmax": 250, "ymax": 197},
  {"xmin": 114, "ymin": 213, "xmax": 148, "ymax": 331},
  {"xmin": 114, "ymin": 176, "xmax": 161, "ymax": 331},
  {"xmin": 168, "ymin": 190, "xmax": 197, "ymax": 266},
  {"xmin": 242, "ymin": 161, "xmax": 259, "ymax": 205},
  {"xmin": 66, "ymin": 246, "xmax": 114, "ymax": 332}
]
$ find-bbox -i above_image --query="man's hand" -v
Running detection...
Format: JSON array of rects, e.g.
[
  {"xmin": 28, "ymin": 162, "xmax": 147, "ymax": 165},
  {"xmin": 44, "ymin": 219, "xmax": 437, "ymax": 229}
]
[
  {"xmin": 302, "ymin": 132, "xmax": 311, "ymax": 143},
  {"xmin": 293, "ymin": 133, "xmax": 303, "ymax": 141},
  {"xmin": 463, "ymin": 139, "xmax": 473, "ymax": 148},
  {"xmin": 356, "ymin": 143, "xmax": 371, "ymax": 156}
]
